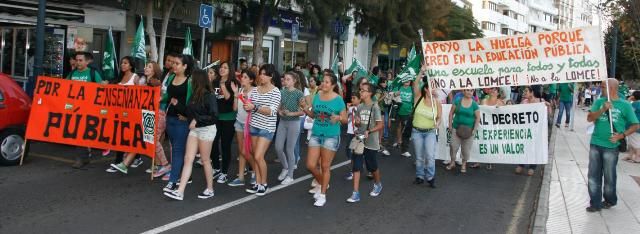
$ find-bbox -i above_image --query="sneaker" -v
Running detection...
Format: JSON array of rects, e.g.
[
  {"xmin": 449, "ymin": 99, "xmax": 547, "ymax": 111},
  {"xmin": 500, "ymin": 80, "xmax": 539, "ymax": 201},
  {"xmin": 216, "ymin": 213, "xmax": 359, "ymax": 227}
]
[
  {"xmin": 366, "ymin": 172, "xmax": 374, "ymax": 179},
  {"xmin": 392, "ymin": 143, "xmax": 399, "ymax": 148},
  {"xmin": 228, "ymin": 178, "xmax": 245, "ymax": 187},
  {"xmin": 309, "ymin": 185, "xmax": 321, "ymax": 194},
  {"xmin": 427, "ymin": 178, "xmax": 436, "ymax": 188},
  {"xmin": 217, "ymin": 173, "xmax": 228, "ymax": 184},
  {"xmin": 145, "ymin": 165, "xmax": 158, "ymax": 173},
  {"xmin": 197, "ymin": 189, "xmax": 215, "ymax": 199},
  {"xmin": 311, "ymin": 179, "xmax": 319, "ymax": 187},
  {"xmin": 131, "ymin": 157, "xmax": 143, "ymax": 168},
  {"xmin": 313, "ymin": 190, "xmax": 322, "ymax": 200},
  {"xmin": 163, "ymin": 182, "xmax": 177, "ymax": 192},
  {"xmin": 102, "ymin": 149, "xmax": 111, "ymax": 157},
  {"xmin": 344, "ymin": 172, "xmax": 353, "ymax": 180},
  {"xmin": 162, "ymin": 174, "xmax": 170, "ymax": 181},
  {"xmin": 586, "ymin": 206, "xmax": 601, "ymax": 212},
  {"xmin": 256, "ymin": 184, "xmax": 268, "ymax": 196},
  {"xmin": 401, "ymin": 152, "xmax": 411, "ymax": 157},
  {"xmin": 381, "ymin": 149, "xmax": 391, "ymax": 156},
  {"xmin": 281, "ymin": 177, "xmax": 294, "ymax": 185},
  {"xmin": 314, "ymin": 194, "xmax": 327, "ymax": 207},
  {"xmin": 370, "ymin": 183, "xmax": 383, "ymax": 197},
  {"xmin": 110, "ymin": 163, "xmax": 128, "ymax": 174},
  {"xmin": 346, "ymin": 192, "xmax": 360, "ymax": 203},
  {"xmin": 153, "ymin": 165, "xmax": 172, "ymax": 178},
  {"xmin": 250, "ymin": 172, "xmax": 256, "ymax": 185},
  {"xmin": 71, "ymin": 158, "xmax": 90, "ymax": 169},
  {"xmin": 413, "ymin": 178, "xmax": 425, "ymax": 185},
  {"xmin": 164, "ymin": 190, "xmax": 183, "ymax": 201},
  {"xmin": 603, "ymin": 201, "xmax": 616, "ymax": 209},
  {"xmin": 246, "ymin": 184, "xmax": 259, "ymax": 194},
  {"xmin": 277, "ymin": 169, "xmax": 288, "ymax": 181},
  {"xmin": 212, "ymin": 169, "xmax": 222, "ymax": 179},
  {"xmin": 106, "ymin": 166, "xmax": 118, "ymax": 173}
]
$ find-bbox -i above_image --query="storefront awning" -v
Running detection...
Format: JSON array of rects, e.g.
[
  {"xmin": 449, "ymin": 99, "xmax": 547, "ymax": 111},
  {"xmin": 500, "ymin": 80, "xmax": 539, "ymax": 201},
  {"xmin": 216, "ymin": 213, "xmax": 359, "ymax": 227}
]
[{"xmin": 0, "ymin": 0, "xmax": 125, "ymax": 30}]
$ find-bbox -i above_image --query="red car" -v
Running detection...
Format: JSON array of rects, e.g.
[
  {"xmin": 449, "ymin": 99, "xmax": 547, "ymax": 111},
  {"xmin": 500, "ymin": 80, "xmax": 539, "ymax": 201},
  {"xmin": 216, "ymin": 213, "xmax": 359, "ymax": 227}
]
[{"xmin": 0, "ymin": 73, "xmax": 31, "ymax": 165}]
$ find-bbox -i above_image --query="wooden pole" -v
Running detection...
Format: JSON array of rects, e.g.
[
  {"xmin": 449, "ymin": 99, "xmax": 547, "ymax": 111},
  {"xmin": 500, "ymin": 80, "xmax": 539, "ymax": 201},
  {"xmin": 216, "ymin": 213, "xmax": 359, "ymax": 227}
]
[
  {"xmin": 19, "ymin": 139, "xmax": 28, "ymax": 166},
  {"xmin": 418, "ymin": 29, "xmax": 437, "ymax": 135}
]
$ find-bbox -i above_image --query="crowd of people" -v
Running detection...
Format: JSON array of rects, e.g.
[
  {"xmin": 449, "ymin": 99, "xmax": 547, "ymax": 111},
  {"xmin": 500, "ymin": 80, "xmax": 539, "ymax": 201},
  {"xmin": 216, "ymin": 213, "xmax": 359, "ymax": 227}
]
[{"xmin": 64, "ymin": 51, "xmax": 640, "ymax": 211}]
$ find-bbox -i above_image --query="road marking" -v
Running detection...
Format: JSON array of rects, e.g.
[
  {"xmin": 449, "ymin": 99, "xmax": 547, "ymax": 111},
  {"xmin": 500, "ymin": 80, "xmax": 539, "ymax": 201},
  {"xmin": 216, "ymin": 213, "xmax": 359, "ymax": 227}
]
[
  {"xmin": 141, "ymin": 160, "xmax": 351, "ymax": 234},
  {"xmin": 30, "ymin": 153, "xmax": 112, "ymax": 164}
]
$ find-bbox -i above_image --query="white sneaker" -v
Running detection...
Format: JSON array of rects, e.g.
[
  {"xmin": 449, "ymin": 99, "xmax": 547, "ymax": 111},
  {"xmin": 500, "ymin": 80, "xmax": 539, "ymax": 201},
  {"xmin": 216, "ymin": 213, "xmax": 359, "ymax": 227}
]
[
  {"xmin": 281, "ymin": 177, "xmax": 294, "ymax": 185},
  {"xmin": 105, "ymin": 167, "xmax": 118, "ymax": 173},
  {"xmin": 311, "ymin": 179, "xmax": 319, "ymax": 187},
  {"xmin": 277, "ymin": 169, "xmax": 288, "ymax": 181},
  {"xmin": 442, "ymin": 160, "xmax": 451, "ymax": 165},
  {"xmin": 309, "ymin": 185, "xmax": 321, "ymax": 194},
  {"xmin": 401, "ymin": 152, "xmax": 411, "ymax": 157},
  {"xmin": 313, "ymin": 190, "xmax": 322, "ymax": 200},
  {"xmin": 216, "ymin": 173, "xmax": 228, "ymax": 184},
  {"xmin": 381, "ymin": 150, "xmax": 390, "ymax": 156},
  {"xmin": 314, "ymin": 194, "xmax": 326, "ymax": 207}
]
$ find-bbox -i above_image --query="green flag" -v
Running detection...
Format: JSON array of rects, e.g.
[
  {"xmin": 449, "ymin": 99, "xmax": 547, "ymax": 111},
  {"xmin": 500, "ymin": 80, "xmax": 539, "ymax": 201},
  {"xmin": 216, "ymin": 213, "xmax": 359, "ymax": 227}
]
[
  {"xmin": 407, "ymin": 44, "xmax": 417, "ymax": 62},
  {"xmin": 131, "ymin": 20, "xmax": 146, "ymax": 63},
  {"xmin": 102, "ymin": 26, "xmax": 117, "ymax": 81},
  {"xmin": 183, "ymin": 27, "xmax": 193, "ymax": 55},
  {"xmin": 368, "ymin": 74, "xmax": 379, "ymax": 84},
  {"xmin": 329, "ymin": 53, "xmax": 342, "ymax": 92},
  {"xmin": 346, "ymin": 58, "xmax": 368, "ymax": 80},
  {"xmin": 393, "ymin": 49, "xmax": 421, "ymax": 87}
]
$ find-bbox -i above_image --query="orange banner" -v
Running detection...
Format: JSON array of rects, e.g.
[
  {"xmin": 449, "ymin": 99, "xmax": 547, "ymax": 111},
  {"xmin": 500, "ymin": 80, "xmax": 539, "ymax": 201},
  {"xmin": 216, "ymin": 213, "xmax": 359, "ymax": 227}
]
[{"xmin": 26, "ymin": 76, "xmax": 160, "ymax": 156}]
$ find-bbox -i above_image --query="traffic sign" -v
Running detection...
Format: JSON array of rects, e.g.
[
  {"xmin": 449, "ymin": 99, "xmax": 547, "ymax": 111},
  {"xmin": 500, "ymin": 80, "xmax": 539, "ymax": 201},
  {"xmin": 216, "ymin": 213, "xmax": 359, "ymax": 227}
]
[
  {"xmin": 292, "ymin": 23, "xmax": 299, "ymax": 41},
  {"xmin": 199, "ymin": 4, "xmax": 213, "ymax": 28},
  {"xmin": 333, "ymin": 20, "xmax": 344, "ymax": 36}
]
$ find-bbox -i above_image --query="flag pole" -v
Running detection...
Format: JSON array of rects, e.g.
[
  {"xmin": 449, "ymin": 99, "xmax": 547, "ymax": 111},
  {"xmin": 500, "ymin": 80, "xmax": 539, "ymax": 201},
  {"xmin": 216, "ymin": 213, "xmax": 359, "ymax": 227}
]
[{"xmin": 418, "ymin": 29, "xmax": 437, "ymax": 135}]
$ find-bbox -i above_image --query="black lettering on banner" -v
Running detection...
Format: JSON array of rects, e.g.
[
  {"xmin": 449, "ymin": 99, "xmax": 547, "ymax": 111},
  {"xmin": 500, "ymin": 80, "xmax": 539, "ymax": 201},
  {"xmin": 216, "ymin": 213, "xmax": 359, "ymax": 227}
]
[
  {"xmin": 98, "ymin": 117, "xmax": 110, "ymax": 144},
  {"xmin": 36, "ymin": 80, "xmax": 60, "ymax": 96},
  {"xmin": 44, "ymin": 112, "xmax": 62, "ymax": 137},
  {"xmin": 83, "ymin": 115, "xmax": 99, "ymax": 140},
  {"xmin": 111, "ymin": 120, "xmax": 120, "ymax": 146},
  {"xmin": 133, "ymin": 124, "xmax": 146, "ymax": 148},
  {"xmin": 120, "ymin": 121, "xmax": 130, "ymax": 146},
  {"xmin": 63, "ymin": 114, "xmax": 82, "ymax": 139},
  {"xmin": 94, "ymin": 87, "xmax": 104, "ymax": 105}
]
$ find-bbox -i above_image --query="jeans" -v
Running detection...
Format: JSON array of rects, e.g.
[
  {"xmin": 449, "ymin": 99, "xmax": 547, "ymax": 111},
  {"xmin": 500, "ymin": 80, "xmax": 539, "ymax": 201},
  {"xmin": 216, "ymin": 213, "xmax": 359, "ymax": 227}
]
[
  {"xmin": 212, "ymin": 120, "xmax": 235, "ymax": 174},
  {"xmin": 588, "ymin": 144, "xmax": 619, "ymax": 208},
  {"xmin": 382, "ymin": 111, "xmax": 390, "ymax": 139},
  {"xmin": 166, "ymin": 116, "xmax": 189, "ymax": 183},
  {"xmin": 412, "ymin": 129, "xmax": 437, "ymax": 180},
  {"xmin": 294, "ymin": 117, "xmax": 304, "ymax": 163},
  {"xmin": 556, "ymin": 100, "xmax": 572, "ymax": 125},
  {"xmin": 275, "ymin": 120, "xmax": 302, "ymax": 178}
]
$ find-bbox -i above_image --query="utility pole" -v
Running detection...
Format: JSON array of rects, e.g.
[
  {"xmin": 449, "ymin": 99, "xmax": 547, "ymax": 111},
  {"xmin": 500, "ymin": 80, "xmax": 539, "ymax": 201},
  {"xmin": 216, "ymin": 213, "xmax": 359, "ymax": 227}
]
[{"xmin": 28, "ymin": 0, "xmax": 46, "ymax": 97}]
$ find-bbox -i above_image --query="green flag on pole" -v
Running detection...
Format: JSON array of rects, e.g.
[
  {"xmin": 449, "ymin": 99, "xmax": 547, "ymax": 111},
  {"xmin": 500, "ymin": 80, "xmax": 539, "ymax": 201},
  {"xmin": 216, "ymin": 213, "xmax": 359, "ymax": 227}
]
[
  {"xmin": 102, "ymin": 26, "xmax": 117, "ymax": 82},
  {"xmin": 329, "ymin": 53, "xmax": 343, "ymax": 92},
  {"xmin": 345, "ymin": 57, "xmax": 368, "ymax": 80},
  {"xmin": 393, "ymin": 46, "xmax": 421, "ymax": 88},
  {"xmin": 183, "ymin": 27, "xmax": 193, "ymax": 55},
  {"xmin": 131, "ymin": 19, "xmax": 146, "ymax": 63},
  {"xmin": 407, "ymin": 44, "xmax": 417, "ymax": 62}
]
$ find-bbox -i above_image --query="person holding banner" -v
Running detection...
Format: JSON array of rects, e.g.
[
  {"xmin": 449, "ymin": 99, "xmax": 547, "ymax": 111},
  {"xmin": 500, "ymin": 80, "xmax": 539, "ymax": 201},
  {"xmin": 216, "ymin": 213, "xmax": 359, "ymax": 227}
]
[
  {"xmin": 410, "ymin": 71, "xmax": 441, "ymax": 187},
  {"xmin": 447, "ymin": 89, "xmax": 480, "ymax": 174},
  {"xmin": 164, "ymin": 69, "xmax": 219, "ymax": 201},
  {"xmin": 144, "ymin": 61, "xmax": 172, "ymax": 178},
  {"xmin": 67, "ymin": 51, "xmax": 104, "ymax": 169},
  {"xmin": 228, "ymin": 69, "xmax": 257, "ymax": 187},
  {"xmin": 300, "ymin": 73, "xmax": 347, "ymax": 207},
  {"xmin": 586, "ymin": 79, "xmax": 639, "ymax": 212},
  {"xmin": 243, "ymin": 64, "xmax": 281, "ymax": 196},
  {"xmin": 162, "ymin": 54, "xmax": 194, "ymax": 193},
  {"xmin": 515, "ymin": 86, "xmax": 550, "ymax": 176}
]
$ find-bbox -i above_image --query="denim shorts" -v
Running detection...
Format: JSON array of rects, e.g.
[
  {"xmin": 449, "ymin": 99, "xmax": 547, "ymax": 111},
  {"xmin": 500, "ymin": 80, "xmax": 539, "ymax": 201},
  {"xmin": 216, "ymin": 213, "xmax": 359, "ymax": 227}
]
[
  {"xmin": 188, "ymin": 125, "xmax": 217, "ymax": 141},
  {"xmin": 234, "ymin": 121, "xmax": 245, "ymax": 132},
  {"xmin": 249, "ymin": 126, "xmax": 274, "ymax": 140},
  {"xmin": 308, "ymin": 135, "xmax": 340, "ymax": 152}
]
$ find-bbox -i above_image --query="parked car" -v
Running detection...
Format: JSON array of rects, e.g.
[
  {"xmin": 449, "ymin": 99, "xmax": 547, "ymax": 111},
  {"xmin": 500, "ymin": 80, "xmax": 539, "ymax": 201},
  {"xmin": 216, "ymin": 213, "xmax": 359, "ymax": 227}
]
[{"xmin": 0, "ymin": 73, "xmax": 31, "ymax": 165}]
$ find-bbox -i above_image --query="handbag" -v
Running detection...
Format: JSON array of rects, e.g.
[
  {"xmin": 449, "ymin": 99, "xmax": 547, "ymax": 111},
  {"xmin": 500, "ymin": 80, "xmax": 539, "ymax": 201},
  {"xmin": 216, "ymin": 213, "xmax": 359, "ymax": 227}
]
[
  {"xmin": 402, "ymin": 96, "xmax": 424, "ymax": 138},
  {"xmin": 349, "ymin": 105, "xmax": 374, "ymax": 155},
  {"xmin": 612, "ymin": 122, "xmax": 628, "ymax": 153}
]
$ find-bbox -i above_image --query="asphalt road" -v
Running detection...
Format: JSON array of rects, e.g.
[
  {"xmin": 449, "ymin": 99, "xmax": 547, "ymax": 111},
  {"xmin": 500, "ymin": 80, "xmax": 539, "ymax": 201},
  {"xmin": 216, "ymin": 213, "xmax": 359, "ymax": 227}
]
[{"xmin": 1, "ymin": 134, "xmax": 543, "ymax": 234}]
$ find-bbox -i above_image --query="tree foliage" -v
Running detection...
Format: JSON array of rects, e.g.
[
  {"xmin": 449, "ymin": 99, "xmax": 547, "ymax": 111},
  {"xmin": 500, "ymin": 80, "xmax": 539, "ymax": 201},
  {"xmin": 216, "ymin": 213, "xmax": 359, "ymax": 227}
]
[
  {"xmin": 351, "ymin": 0, "xmax": 451, "ymax": 68},
  {"xmin": 602, "ymin": 0, "xmax": 640, "ymax": 79},
  {"xmin": 433, "ymin": 5, "xmax": 483, "ymax": 41}
]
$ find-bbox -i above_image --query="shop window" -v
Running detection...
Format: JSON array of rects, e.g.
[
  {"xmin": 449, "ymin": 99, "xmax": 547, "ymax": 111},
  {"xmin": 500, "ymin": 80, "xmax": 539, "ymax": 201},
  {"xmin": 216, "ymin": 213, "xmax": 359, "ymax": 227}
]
[
  {"xmin": 482, "ymin": 21, "xmax": 496, "ymax": 31},
  {"xmin": 283, "ymin": 40, "xmax": 308, "ymax": 70}
]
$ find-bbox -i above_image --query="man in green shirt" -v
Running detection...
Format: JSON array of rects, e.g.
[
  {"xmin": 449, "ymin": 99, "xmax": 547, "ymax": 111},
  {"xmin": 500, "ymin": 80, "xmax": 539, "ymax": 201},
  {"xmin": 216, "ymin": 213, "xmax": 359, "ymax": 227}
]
[
  {"xmin": 67, "ymin": 52, "xmax": 103, "ymax": 169},
  {"xmin": 555, "ymin": 83, "xmax": 574, "ymax": 128},
  {"xmin": 618, "ymin": 80, "xmax": 629, "ymax": 99},
  {"xmin": 586, "ymin": 79, "xmax": 639, "ymax": 212}
]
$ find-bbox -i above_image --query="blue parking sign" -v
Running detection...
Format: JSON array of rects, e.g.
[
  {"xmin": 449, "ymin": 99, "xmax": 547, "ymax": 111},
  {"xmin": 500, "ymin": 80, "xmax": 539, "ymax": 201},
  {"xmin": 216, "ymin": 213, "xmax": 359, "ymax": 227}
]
[{"xmin": 199, "ymin": 4, "xmax": 213, "ymax": 28}]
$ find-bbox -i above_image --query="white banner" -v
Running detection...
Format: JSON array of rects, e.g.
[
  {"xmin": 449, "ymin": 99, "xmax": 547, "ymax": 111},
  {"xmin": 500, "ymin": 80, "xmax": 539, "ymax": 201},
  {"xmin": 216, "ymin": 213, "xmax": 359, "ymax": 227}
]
[
  {"xmin": 436, "ymin": 103, "xmax": 548, "ymax": 164},
  {"xmin": 423, "ymin": 26, "xmax": 607, "ymax": 90}
]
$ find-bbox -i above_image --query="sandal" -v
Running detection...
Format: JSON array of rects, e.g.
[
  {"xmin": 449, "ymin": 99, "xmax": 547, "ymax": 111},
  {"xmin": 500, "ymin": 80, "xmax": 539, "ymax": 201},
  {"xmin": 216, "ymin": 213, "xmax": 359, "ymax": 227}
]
[
  {"xmin": 445, "ymin": 164, "xmax": 456, "ymax": 171},
  {"xmin": 527, "ymin": 169, "xmax": 535, "ymax": 176},
  {"xmin": 461, "ymin": 166, "xmax": 467, "ymax": 174}
]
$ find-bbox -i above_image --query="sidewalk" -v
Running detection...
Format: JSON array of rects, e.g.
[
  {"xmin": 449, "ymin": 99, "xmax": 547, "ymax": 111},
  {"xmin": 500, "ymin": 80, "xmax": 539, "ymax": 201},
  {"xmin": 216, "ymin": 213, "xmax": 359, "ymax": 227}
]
[{"xmin": 544, "ymin": 107, "xmax": 640, "ymax": 233}]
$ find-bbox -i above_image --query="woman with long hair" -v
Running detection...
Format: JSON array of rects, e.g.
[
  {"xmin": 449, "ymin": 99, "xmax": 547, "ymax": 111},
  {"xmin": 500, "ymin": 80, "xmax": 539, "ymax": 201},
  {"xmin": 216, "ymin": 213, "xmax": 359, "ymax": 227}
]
[
  {"xmin": 301, "ymin": 73, "xmax": 348, "ymax": 207},
  {"xmin": 515, "ymin": 86, "xmax": 550, "ymax": 176},
  {"xmin": 143, "ymin": 61, "xmax": 172, "ymax": 178},
  {"xmin": 228, "ymin": 69, "xmax": 257, "ymax": 187},
  {"xmin": 477, "ymin": 87, "xmax": 505, "ymax": 170},
  {"xmin": 274, "ymin": 72, "xmax": 305, "ymax": 185},
  {"xmin": 108, "ymin": 56, "xmax": 144, "ymax": 173},
  {"xmin": 161, "ymin": 54, "xmax": 194, "ymax": 192},
  {"xmin": 411, "ymin": 68, "xmax": 442, "ymax": 187},
  {"xmin": 164, "ymin": 69, "xmax": 218, "ymax": 200},
  {"xmin": 447, "ymin": 88, "xmax": 480, "ymax": 174},
  {"xmin": 210, "ymin": 62, "xmax": 240, "ymax": 184},
  {"xmin": 243, "ymin": 64, "xmax": 281, "ymax": 196}
]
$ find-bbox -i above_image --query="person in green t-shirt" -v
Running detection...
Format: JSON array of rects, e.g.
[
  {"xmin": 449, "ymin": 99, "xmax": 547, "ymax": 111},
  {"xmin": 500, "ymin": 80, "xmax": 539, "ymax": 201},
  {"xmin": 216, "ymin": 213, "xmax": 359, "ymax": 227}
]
[
  {"xmin": 394, "ymin": 81, "xmax": 414, "ymax": 157},
  {"xmin": 546, "ymin": 83, "xmax": 558, "ymax": 107},
  {"xmin": 274, "ymin": 72, "xmax": 305, "ymax": 183},
  {"xmin": 67, "ymin": 51, "xmax": 103, "ymax": 83},
  {"xmin": 447, "ymin": 89, "xmax": 480, "ymax": 174},
  {"xmin": 586, "ymin": 79, "xmax": 639, "ymax": 212},
  {"xmin": 618, "ymin": 81, "xmax": 629, "ymax": 99},
  {"xmin": 555, "ymin": 83, "xmax": 574, "ymax": 128}
]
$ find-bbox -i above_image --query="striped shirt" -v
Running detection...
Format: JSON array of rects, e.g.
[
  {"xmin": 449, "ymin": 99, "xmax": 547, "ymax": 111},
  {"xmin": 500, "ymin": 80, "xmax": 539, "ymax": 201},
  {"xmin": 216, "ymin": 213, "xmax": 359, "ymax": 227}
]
[{"xmin": 249, "ymin": 86, "xmax": 281, "ymax": 132}]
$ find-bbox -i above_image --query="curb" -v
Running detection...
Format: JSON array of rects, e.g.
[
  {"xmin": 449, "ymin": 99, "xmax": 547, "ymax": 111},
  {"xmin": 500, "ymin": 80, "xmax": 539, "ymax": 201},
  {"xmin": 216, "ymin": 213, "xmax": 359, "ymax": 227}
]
[{"xmin": 531, "ymin": 119, "xmax": 557, "ymax": 233}]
